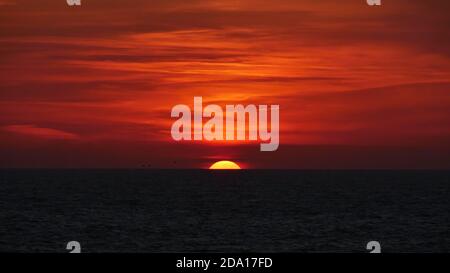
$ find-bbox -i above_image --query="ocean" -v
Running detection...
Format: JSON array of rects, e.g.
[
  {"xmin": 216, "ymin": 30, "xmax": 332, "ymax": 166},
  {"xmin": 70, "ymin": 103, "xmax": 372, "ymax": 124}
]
[{"xmin": 0, "ymin": 170, "xmax": 448, "ymax": 253}]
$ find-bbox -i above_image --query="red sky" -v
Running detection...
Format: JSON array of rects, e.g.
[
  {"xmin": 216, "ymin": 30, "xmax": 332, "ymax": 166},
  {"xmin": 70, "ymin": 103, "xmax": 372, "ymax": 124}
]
[{"xmin": 1, "ymin": 0, "xmax": 450, "ymax": 168}]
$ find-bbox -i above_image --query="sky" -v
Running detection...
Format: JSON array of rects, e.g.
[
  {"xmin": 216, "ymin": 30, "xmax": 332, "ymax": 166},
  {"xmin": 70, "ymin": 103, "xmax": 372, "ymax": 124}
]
[{"xmin": 0, "ymin": 0, "xmax": 449, "ymax": 168}]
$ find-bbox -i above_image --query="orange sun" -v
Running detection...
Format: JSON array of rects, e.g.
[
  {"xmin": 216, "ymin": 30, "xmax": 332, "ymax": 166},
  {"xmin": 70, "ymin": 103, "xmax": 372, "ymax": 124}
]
[{"xmin": 209, "ymin": 160, "xmax": 241, "ymax": 170}]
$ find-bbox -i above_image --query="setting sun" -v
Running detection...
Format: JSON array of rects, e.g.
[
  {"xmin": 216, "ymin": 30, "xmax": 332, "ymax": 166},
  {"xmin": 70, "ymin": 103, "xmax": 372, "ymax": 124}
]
[{"xmin": 209, "ymin": 160, "xmax": 241, "ymax": 170}]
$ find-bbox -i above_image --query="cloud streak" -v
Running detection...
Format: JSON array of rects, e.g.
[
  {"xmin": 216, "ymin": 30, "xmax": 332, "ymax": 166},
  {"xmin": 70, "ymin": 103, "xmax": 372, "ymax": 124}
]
[{"xmin": 3, "ymin": 125, "xmax": 79, "ymax": 140}]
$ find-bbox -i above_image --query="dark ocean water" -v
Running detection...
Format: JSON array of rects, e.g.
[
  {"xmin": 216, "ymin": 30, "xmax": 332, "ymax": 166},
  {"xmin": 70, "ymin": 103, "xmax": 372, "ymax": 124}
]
[{"xmin": 0, "ymin": 170, "xmax": 448, "ymax": 253}]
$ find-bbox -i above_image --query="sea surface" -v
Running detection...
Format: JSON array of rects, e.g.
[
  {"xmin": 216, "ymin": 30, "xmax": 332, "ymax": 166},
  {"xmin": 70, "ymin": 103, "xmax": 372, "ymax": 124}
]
[{"xmin": 0, "ymin": 170, "xmax": 448, "ymax": 253}]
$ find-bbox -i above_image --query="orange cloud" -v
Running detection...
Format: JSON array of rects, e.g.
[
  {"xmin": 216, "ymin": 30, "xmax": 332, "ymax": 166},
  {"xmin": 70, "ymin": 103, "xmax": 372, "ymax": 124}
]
[{"xmin": 0, "ymin": 0, "xmax": 449, "ymax": 168}]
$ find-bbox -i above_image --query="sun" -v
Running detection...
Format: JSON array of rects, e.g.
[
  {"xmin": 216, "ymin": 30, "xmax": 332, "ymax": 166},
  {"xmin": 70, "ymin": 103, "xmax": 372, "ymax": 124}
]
[{"xmin": 209, "ymin": 160, "xmax": 241, "ymax": 170}]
